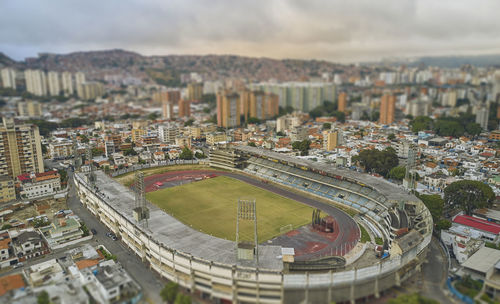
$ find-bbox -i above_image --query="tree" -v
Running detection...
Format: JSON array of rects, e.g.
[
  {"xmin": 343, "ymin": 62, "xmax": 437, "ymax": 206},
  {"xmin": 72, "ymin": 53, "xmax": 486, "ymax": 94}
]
[
  {"xmin": 436, "ymin": 219, "xmax": 452, "ymax": 231},
  {"xmin": 174, "ymin": 293, "xmax": 191, "ymax": 304},
  {"xmin": 91, "ymin": 147, "xmax": 104, "ymax": 157},
  {"xmin": 419, "ymin": 194, "xmax": 444, "ymax": 222},
  {"xmin": 194, "ymin": 152, "xmax": 206, "ymax": 159},
  {"xmin": 248, "ymin": 142, "xmax": 256, "ymax": 147},
  {"xmin": 292, "ymin": 140, "xmax": 311, "ymax": 156},
  {"xmin": 353, "ymin": 148, "xmax": 398, "ymax": 177},
  {"xmin": 184, "ymin": 119, "xmax": 194, "ymax": 127},
  {"xmin": 179, "ymin": 147, "xmax": 193, "ymax": 160},
  {"xmin": 410, "ymin": 116, "xmax": 433, "ymax": 133},
  {"xmin": 387, "ymin": 133, "xmax": 396, "ymax": 141},
  {"xmin": 147, "ymin": 112, "xmax": 160, "ymax": 121},
  {"xmin": 388, "ymin": 166, "xmax": 406, "ymax": 181},
  {"xmin": 58, "ymin": 169, "xmax": 68, "ymax": 183},
  {"xmin": 1, "ymin": 224, "xmax": 12, "ymax": 230},
  {"xmin": 444, "ymin": 180, "xmax": 495, "ymax": 215},
  {"xmin": 465, "ymin": 122, "xmax": 482, "ymax": 137},
  {"xmin": 247, "ymin": 117, "xmax": 261, "ymax": 124},
  {"xmin": 160, "ymin": 282, "xmax": 179, "ymax": 303},
  {"xmin": 123, "ymin": 148, "xmax": 137, "ymax": 156},
  {"xmin": 276, "ymin": 131, "xmax": 285, "ymax": 137},
  {"xmin": 388, "ymin": 293, "xmax": 439, "ymax": 304},
  {"xmin": 37, "ymin": 291, "xmax": 50, "ymax": 304},
  {"xmin": 323, "ymin": 122, "xmax": 331, "ymax": 130}
]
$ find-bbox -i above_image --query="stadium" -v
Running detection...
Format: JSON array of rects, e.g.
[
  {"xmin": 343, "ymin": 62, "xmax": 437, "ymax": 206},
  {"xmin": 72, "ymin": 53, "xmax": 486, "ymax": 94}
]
[{"xmin": 74, "ymin": 146, "xmax": 433, "ymax": 304}]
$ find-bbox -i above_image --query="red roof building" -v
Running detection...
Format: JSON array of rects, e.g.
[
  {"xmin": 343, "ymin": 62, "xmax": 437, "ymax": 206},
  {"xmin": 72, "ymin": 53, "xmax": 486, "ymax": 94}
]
[{"xmin": 453, "ymin": 215, "xmax": 500, "ymax": 235}]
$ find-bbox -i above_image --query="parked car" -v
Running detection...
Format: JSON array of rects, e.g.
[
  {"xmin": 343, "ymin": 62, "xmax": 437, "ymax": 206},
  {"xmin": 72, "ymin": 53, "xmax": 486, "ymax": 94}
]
[
  {"xmin": 13, "ymin": 262, "xmax": 24, "ymax": 269},
  {"xmin": 91, "ymin": 228, "xmax": 97, "ymax": 235}
]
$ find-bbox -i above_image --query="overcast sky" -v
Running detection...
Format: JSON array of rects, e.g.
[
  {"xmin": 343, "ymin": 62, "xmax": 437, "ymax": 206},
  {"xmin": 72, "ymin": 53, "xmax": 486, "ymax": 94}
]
[{"xmin": 1, "ymin": 0, "xmax": 500, "ymax": 63}]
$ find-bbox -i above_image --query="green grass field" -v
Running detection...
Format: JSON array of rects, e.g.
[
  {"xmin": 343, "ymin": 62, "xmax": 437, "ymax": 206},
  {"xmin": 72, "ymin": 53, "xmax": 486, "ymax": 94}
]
[{"xmin": 146, "ymin": 176, "xmax": 313, "ymax": 242}]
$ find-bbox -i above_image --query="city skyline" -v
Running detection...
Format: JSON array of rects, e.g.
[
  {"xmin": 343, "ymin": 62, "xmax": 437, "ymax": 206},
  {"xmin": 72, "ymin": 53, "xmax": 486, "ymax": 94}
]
[{"xmin": 2, "ymin": 0, "xmax": 500, "ymax": 63}]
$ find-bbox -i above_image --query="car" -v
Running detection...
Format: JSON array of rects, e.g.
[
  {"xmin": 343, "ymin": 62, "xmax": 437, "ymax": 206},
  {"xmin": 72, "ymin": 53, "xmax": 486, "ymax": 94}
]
[
  {"xmin": 106, "ymin": 232, "xmax": 112, "ymax": 237},
  {"xmin": 112, "ymin": 236, "xmax": 118, "ymax": 241},
  {"xmin": 91, "ymin": 228, "xmax": 97, "ymax": 235},
  {"xmin": 13, "ymin": 262, "xmax": 24, "ymax": 269}
]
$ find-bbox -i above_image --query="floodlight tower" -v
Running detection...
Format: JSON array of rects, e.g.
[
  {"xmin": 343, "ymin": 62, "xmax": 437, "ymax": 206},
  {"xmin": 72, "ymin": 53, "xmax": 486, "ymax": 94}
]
[
  {"xmin": 72, "ymin": 135, "xmax": 81, "ymax": 169},
  {"xmin": 236, "ymin": 198, "xmax": 258, "ymax": 264},
  {"xmin": 133, "ymin": 171, "xmax": 149, "ymax": 228},
  {"xmin": 403, "ymin": 143, "xmax": 418, "ymax": 192}
]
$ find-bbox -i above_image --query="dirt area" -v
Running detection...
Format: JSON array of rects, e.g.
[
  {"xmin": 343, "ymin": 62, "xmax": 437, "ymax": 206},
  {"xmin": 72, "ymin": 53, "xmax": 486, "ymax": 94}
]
[{"xmin": 3, "ymin": 197, "xmax": 68, "ymax": 226}]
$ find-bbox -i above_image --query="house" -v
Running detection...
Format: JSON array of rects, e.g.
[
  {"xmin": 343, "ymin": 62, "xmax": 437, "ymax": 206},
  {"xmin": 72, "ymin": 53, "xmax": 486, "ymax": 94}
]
[
  {"xmin": 17, "ymin": 171, "xmax": 61, "ymax": 200},
  {"xmin": 153, "ymin": 151, "xmax": 165, "ymax": 161},
  {"xmin": 11, "ymin": 230, "xmax": 48, "ymax": 261},
  {"xmin": 0, "ymin": 274, "xmax": 25, "ymax": 297},
  {"xmin": 40, "ymin": 218, "xmax": 84, "ymax": 248}
]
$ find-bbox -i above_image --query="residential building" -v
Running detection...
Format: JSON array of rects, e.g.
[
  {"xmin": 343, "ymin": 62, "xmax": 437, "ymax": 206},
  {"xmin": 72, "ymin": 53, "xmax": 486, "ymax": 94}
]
[
  {"xmin": 476, "ymin": 104, "xmax": 490, "ymax": 130},
  {"xmin": 162, "ymin": 100, "xmax": 174, "ymax": 119},
  {"xmin": 158, "ymin": 124, "xmax": 179, "ymax": 144},
  {"xmin": 290, "ymin": 126, "xmax": 308, "ymax": 142},
  {"xmin": 323, "ymin": 130, "xmax": 344, "ymax": 151},
  {"xmin": 47, "ymin": 71, "xmax": 60, "ymax": 96},
  {"xmin": 248, "ymin": 91, "xmax": 279, "ymax": 121},
  {"xmin": 11, "ymin": 231, "xmax": 48, "ymax": 261},
  {"xmin": 407, "ymin": 98, "xmax": 431, "ymax": 117},
  {"xmin": 40, "ymin": 218, "xmax": 83, "ymax": 247},
  {"xmin": 17, "ymin": 170, "xmax": 61, "ymax": 200},
  {"xmin": 1, "ymin": 68, "xmax": 16, "ymax": 89},
  {"xmin": 187, "ymin": 82, "xmax": 203, "ymax": 100},
  {"xmin": 0, "ymin": 176, "xmax": 15, "ymax": 203},
  {"xmin": 61, "ymin": 71, "xmax": 74, "ymax": 95},
  {"xmin": 379, "ymin": 93, "xmax": 396, "ymax": 124},
  {"xmin": 338, "ymin": 92, "xmax": 347, "ymax": 113},
  {"xmin": 17, "ymin": 100, "xmax": 42, "ymax": 118},
  {"xmin": 75, "ymin": 72, "xmax": 86, "ymax": 87},
  {"xmin": 175, "ymin": 136, "xmax": 191, "ymax": 148},
  {"xmin": 178, "ymin": 99, "xmax": 191, "ymax": 117},
  {"xmin": 217, "ymin": 92, "xmax": 240, "ymax": 128},
  {"xmin": 461, "ymin": 247, "xmax": 500, "ymax": 299},
  {"xmin": 48, "ymin": 140, "xmax": 74, "ymax": 159},
  {"xmin": 24, "ymin": 69, "xmax": 47, "ymax": 96},
  {"xmin": 0, "ymin": 117, "xmax": 44, "ymax": 178},
  {"xmin": 276, "ymin": 115, "xmax": 300, "ymax": 132},
  {"xmin": 77, "ymin": 82, "xmax": 104, "ymax": 100},
  {"xmin": 206, "ymin": 132, "xmax": 227, "ymax": 145}
]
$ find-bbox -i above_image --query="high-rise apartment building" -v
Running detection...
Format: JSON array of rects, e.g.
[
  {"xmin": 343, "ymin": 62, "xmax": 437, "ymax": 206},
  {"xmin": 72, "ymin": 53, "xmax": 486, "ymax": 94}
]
[
  {"xmin": 476, "ymin": 104, "xmax": 489, "ymax": 130},
  {"xmin": 1, "ymin": 68, "xmax": 16, "ymax": 89},
  {"xmin": 61, "ymin": 72, "xmax": 74, "ymax": 96},
  {"xmin": 18, "ymin": 101, "xmax": 42, "ymax": 118},
  {"xmin": 217, "ymin": 92, "xmax": 240, "ymax": 128},
  {"xmin": 379, "ymin": 94, "xmax": 396, "ymax": 124},
  {"xmin": 75, "ymin": 72, "xmax": 86, "ymax": 87},
  {"xmin": 0, "ymin": 117, "xmax": 44, "ymax": 178},
  {"xmin": 248, "ymin": 91, "xmax": 279, "ymax": 121},
  {"xmin": 24, "ymin": 69, "xmax": 48, "ymax": 96},
  {"xmin": 77, "ymin": 82, "xmax": 104, "ymax": 100},
  {"xmin": 249, "ymin": 82, "xmax": 336, "ymax": 112},
  {"xmin": 47, "ymin": 71, "xmax": 60, "ymax": 96},
  {"xmin": 162, "ymin": 100, "xmax": 174, "ymax": 120},
  {"xmin": 187, "ymin": 82, "xmax": 203, "ymax": 101},
  {"xmin": 178, "ymin": 99, "xmax": 191, "ymax": 117},
  {"xmin": 338, "ymin": 92, "xmax": 347, "ymax": 113},
  {"xmin": 276, "ymin": 115, "xmax": 301, "ymax": 132}
]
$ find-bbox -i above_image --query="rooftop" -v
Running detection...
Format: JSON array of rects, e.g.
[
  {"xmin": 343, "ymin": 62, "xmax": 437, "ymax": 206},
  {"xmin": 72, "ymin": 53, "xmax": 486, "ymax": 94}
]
[
  {"xmin": 0, "ymin": 274, "xmax": 25, "ymax": 296},
  {"xmin": 453, "ymin": 215, "xmax": 500, "ymax": 235},
  {"xmin": 462, "ymin": 247, "xmax": 500, "ymax": 274}
]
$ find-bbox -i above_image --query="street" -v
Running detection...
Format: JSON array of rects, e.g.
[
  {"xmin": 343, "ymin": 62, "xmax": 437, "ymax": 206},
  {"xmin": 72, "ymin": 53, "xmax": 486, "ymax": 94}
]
[
  {"xmin": 66, "ymin": 171, "xmax": 164, "ymax": 303},
  {"xmin": 420, "ymin": 237, "xmax": 454, "ymax": 304}
]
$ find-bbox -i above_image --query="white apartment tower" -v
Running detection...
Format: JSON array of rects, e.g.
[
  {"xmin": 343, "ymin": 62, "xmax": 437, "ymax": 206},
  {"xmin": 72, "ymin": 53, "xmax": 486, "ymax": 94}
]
[
  {"xmin": 75, "ymin": 72, "xmax": 86, "ymax": 87},
  {"xmin": 1, "ymin": 68, "xmax": 16, "ymax": 89},
  {"xmin": 61, "ymin": 72, "xmax": 74, "ymax": 96},
  {"xmin": 24, "ymin": 69, "xmax": 48, "ymax": 96},
  {"xmin": 47, "ymin": 71, "xmax": 61, "ymax": 96}
]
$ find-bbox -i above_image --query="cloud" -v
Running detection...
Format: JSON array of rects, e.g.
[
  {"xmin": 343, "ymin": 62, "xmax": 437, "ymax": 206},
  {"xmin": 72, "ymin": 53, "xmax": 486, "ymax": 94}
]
[{"xmin": 1, "ymin": 0, "xmax": 500, "ymax": 62}]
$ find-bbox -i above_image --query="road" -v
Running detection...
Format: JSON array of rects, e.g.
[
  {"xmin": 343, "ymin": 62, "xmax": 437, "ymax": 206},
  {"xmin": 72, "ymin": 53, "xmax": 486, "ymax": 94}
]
[
  {"xmin": 420, "ymin": 237, "xmax": 454, "ymax": 304},
  {"xmin": 66, "ymin": 171, "xmax": 164, "ymax": 304}
]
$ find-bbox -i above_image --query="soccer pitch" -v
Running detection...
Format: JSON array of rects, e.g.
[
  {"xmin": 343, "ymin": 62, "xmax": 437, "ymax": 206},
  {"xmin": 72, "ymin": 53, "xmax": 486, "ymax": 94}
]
[{"xmin": 146, "ymin": 176, "xmax": 313, "ymax": 242}]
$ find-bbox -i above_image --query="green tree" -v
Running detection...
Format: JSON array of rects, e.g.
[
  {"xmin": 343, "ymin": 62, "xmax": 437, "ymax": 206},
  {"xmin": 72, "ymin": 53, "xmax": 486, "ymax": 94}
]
[
  {"xmin": 323, "ymin": 122, "xmax": 331, "ymax": 130},
  {"xmin": 91, "ymin": 147, "xmax": 104, "ymax": 157},
  {"xmin": 353, "ymin": 148, "xmax": 398, "ymax": 177},
  {"xmin": 1, "ymin": 224, "xmax": 13, "ymax": 230},
  {"xmin": 465, "ymin": 122, "xmax": 482, "ymax": 137},
  {"xmin": 387, "ymin": 133, "xmax": 396, "ymax": 141},
  {"xmin": 174, "ymin": 293, "xmax": 191, "ymax": 304},
  {"xmin": 410, "ymin": 116, "xmax": 433, "ymax": 133},
  {"xmin": 292, "ymin": 140, "xmax": 311, "ymax": 156},
  {"xmin": 419, "ymin": 194, "xmax": 444, "ymax": 222},
  {"xmin": 444, "ymin": 180, "xmax": 495, "ymax": 215},
  {"xmin": 436, "ymin": 219, "xmax": 452, "ymax": 231},
  {"xmin": 147, "ymin": 112, "xmax": 160, "ymax": 121},
  {"xmin": 248, "ymin": 142, "xmax": 256, "ymax": 147},
  {"xmin": 179, "ymin": 147, "xmax": 193, "ymax": 160},
  {"xmin": 388, "ymin": 293, "xmax": 439, "ymax": 304},
  {"xmin": 58, "ymin": 169, "xmax": 68, "ymax": 183},
  {"xmin": 194, "ymin": 152, "xmax": 206, "ymax": 159},
  {"xmin": 276, "ymin": 131, "xmax": 285, "ymax": 137},
  {"xmin": 160, "ymin": 282, "xmax": 179, "ymax": 303},
  {"xmin": 388, "ymin": 166, "xmax": 406, "ymax": 181},
  {"xmin": 247, "ymin": 117, "xmax": 261, "ymax": 124},
  {"xmin": 37, "ymin": 291, "xmax": 50, "ymax": 304},
  {"xmin": 184, "ymin": 119, "xmax": 194, "ymax": 127}
]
